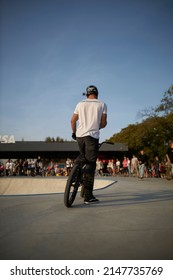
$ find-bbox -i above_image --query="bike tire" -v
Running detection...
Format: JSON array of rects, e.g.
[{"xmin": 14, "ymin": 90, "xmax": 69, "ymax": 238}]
[{"xmin": 64, "ymin": 164, "xmax": 81, "ymax": 207}]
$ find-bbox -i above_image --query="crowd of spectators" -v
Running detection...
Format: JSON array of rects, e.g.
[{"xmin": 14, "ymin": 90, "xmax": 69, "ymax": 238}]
[
  {"xmin": 0, "ymin": 158, "xmax": 70, "ymax": 177},
  {"xmin": 95, "ymin": 156, "xmax": 169, "ymax": 178},
  {"xmin": 0, "ymin": 141, "xmax": 172, "ymax": 180},
  {"xmin": 95, "ymin": 142, "xmax": 173, "ymax": 180},
  {"xmin": 0, "ymin": 157, "xmax": 171, "ymax": 179}
]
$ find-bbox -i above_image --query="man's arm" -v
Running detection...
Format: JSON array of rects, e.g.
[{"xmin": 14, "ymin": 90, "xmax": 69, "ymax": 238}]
[
  {"xmin": 71, "ymin": 113, "xmax": 78, "ymax": 133},
  {"xmin": 100, "ymin": 113, "xmax": 107, "ymax": 129}
]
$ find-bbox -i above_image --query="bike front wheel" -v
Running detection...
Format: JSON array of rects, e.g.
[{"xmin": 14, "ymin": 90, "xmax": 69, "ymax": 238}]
[{"xmin": 64, "ymin": 164, "xmax": 81, "ymax": 207}]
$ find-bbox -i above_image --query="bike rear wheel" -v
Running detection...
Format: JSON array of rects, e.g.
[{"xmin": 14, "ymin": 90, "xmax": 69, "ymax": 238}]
[{"xmin": 64, "ymin": 164, "xmax": 81, "ymax": 207}]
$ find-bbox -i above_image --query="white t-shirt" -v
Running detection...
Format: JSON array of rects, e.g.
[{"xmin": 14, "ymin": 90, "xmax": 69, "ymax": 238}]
[{"xmin": 74, "ymin": 98, "xmax": 107, "ymax": 139}]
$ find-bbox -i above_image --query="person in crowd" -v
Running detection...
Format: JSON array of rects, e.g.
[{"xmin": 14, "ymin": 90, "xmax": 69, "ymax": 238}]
[
  {"xmin": 5, "ymin": 160, "xmax": 10, "ymax": 176},
  {"xmin": 35, "ymin": 157, "xmax": 41, "ymax": 175},
  {"xmin": 96, "ymin": 158, "xmax": 103, "ymax": 176},
  {"xmin": 49, "ymin": 160, "xmax": 55, "ymax": 176},
  {"xmin": 38, "ymin": 159, "xmax": 44, "ymax": 176},
  {"xmin": 9, "ymin": 159, "xmax": 14, "ymax": 176},
  {"xmin": 115, "ymin": 159, "xmax": 121, "ymax": 174},
  {"xmin": 23, "ymin": 159, "xmax": 28, "ymax": 176},
  {"xmin": 127, "ymin": 157, "xmax": 131, "ymax": 176},
  {"xmin": 166, "ymin": 140, "xmax": 173, "ymax": 179},
  {"xmin": 131, "ymin": 155, "xmax": 139, "ymax": 177},
  {"xmin": 160, "ymin": 161, "xmax": 166, "ymax": 178},
  {"xmin": 138, "ymin": 149, "xmax": 148, "ymax": 179},
  {"xmin": 30, "ymin": 159, "xmax": 36, "ymax": 176},
  {"xmin": 15, "ymin": 159, "xmax": 24, "ymax": 176},
  {"xmin": 102, "ymin": 160, "xmax": 108, "ymax": 175},
  {"xmin": 107, "ymin": 159, "xmax": 114, "ymax": 175},
  {"xmin": 122, "ymin": 156, "xmax": 129, "ymax": 176},
  {"xmin": 0, "ymin": 161, "xmax": 5, "ymax": 176},
  {"xmin": 154, "ymin": 156, "xmax": 160, "ymax": 178},
  {"xmin": 27, "ymin": 159, "xmax": 32, "ymax": 176},
  {"xmin": 66, "ymin": 158, "xmax": 72, "ymax": 176}
]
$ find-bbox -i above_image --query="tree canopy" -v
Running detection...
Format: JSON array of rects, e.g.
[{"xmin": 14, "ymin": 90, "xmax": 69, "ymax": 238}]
[
  {"xmin": 108, "ymin": 85, "xmax": 173, "ymax": 161},
  {"xmin": 45, "ymin": 136, "xmax": 65, "ymax": 143}
]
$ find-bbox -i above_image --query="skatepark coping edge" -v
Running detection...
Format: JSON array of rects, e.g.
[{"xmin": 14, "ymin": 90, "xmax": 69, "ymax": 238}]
[{"xmin": 0, "ymin": 177, "xmax": 116, "ymax": 196}]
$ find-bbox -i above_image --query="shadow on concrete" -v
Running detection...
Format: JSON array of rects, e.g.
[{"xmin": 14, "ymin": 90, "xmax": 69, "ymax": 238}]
[{"xmin": 72, "ymin": 189, "xmax": 173, "ymax": 208}]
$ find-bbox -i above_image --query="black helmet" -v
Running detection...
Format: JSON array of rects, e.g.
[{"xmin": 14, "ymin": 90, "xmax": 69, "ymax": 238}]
[{"xmin": 86, "ymin": 85, "xmax": 98, "ymax": 97}]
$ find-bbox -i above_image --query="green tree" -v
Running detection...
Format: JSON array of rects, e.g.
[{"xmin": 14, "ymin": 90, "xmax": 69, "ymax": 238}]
[
  {"xmin": 45, "ymin": 136, "xmax": 65, "ymax": 142},
  {"xmin": 55, "ymin": 136, "xmax": 65, "ymax": 142},
  {"xmin": 138, "ymin": 85, "xmax": 173, "ymax": 118},
  {"xmin": 45, "ymin": 136, "xmax": 52, "ymax": 143},
  {"xmin": 109, "ymin": 114, "xmax": 173, "ymax": 161},
  {"xmin": 109, "ymin": 86, "xmax": 173, "ymax": 161},
  {"xmin": 155, "ymin": 85, "xmax": 173, "ymax": 115}
]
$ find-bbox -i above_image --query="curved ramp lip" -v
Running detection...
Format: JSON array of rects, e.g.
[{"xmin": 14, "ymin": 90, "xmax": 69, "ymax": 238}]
[{"xmin": 0, "ymin": 178, "xmax": 117, "ymax": 197}]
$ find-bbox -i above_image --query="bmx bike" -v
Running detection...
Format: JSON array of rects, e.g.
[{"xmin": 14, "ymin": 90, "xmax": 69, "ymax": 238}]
[{"xmin": 64, "ymin": 141, "xmax": 113, "ymax": 207}]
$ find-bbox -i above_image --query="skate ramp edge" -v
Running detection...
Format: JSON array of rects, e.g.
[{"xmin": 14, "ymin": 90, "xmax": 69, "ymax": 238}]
[{"xmin": 0, "ymin": 178, "xmax": 116, "ymax": 195}]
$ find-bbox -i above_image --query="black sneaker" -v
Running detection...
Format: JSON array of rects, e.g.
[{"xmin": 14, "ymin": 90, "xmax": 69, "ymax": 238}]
[
  {"xmin": 91, "ymin": 195, "xmax": 99, "ymax": 202},
  {"xmin": 84, "ymin": 197, "xmax": 99, "ymax": 205}
]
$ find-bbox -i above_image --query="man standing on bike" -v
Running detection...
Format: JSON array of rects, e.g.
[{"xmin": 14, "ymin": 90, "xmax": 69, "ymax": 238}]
[{"xmin": 71, "ymin": 85, "xmax": 107, "ymax": 204}]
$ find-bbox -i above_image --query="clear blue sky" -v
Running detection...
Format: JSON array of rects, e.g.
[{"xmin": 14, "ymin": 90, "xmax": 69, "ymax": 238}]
[{"xmin": 0, "ymin": 0, "xmax": 173, "ymax": 142}]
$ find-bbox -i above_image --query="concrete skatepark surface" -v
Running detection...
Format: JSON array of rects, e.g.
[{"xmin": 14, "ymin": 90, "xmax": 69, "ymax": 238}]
[{"xmin": 0, "ymin": 176, "xmax": 173, "ymax": 260}]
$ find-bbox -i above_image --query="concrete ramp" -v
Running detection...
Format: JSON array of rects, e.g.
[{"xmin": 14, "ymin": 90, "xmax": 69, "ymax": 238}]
[{"xmin": 0, "ymin": 177, "xmax": 115, "ymax": 195}]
